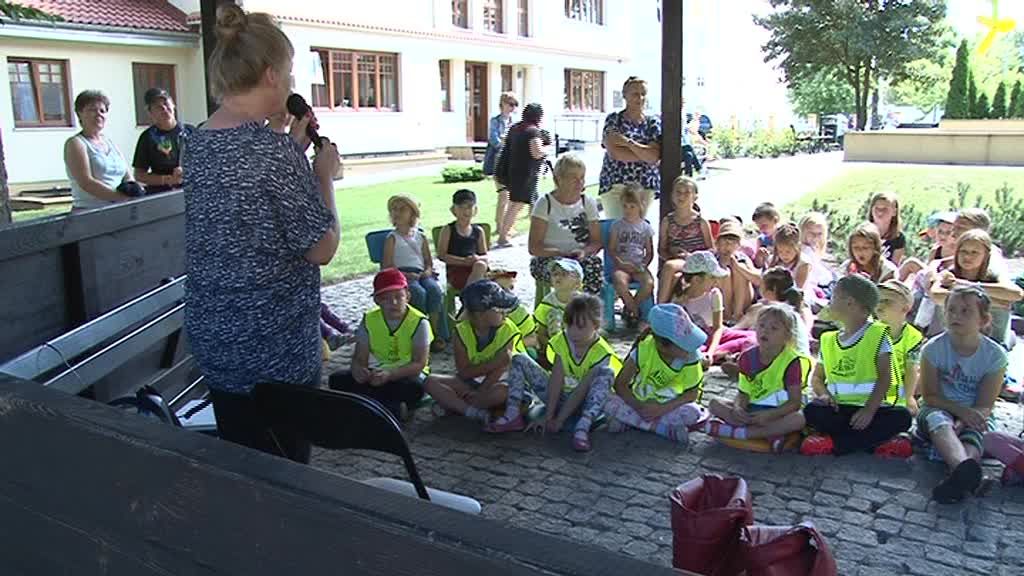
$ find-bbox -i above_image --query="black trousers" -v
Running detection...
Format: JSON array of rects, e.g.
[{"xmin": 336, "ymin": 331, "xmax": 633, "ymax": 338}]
[
  {"xmin": 210, "ymin": 388, "xmax": 311, "ymax": 464},
  {"xmin": 682, "ymin": 144, "xmax": 702, "ymax": 176},
  {"xmin": 804, "ymin": 403, "xmax": 911, "ymax": 455},
  {"xmin": 328, "ymin": 371, "xmax": 425, "ymax": 420}
]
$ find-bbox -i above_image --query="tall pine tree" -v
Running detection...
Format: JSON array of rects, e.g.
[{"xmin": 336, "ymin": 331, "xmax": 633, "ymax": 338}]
[
  {"xmin": 991, "ymin": 81, "xmax": 1008, "ymax": 118},
  {"xmin": 975, "ymin": 92, "xmax": 991, "ymax": 119},
  {"xmin": 967, "ymin": 71, "xmax": 979, "ymax": 118},
  {"xmin": 1011, "ymin": 80, "xmax": 1024, "ymax": 119},
  {"xmin": 944, "ymin": 39, "xmax": 970, "ymax": 119}
]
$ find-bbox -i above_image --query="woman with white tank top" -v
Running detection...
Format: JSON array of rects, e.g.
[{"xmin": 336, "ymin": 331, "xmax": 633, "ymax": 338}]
[{"xmin": 63, "ymin": 90, "xmax": 133, "ymax": 211}]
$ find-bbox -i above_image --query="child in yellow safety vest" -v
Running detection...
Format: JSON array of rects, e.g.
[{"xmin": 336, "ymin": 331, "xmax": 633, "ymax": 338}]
[
  {"xmin": 801, "ymin": 274, "xmax": 912, "ymax": 457},
  {"xmin": 424, "ymin": 280, "xmax": 522, "ymax": 423},
  {"xmin": 603, "ymin": 303, "xmax": 709, "ymax": 445},
  {"xmin": 488, "ymin": 269, "xmax": 537, "ymax": 351},
  {"xmin": 534, "ymin": 258, "xmax": 583, "ymax": 369},
  {"xmin": 329, "ymin": 268, "xmax": 432, "ymax": 421},
  {"xmin": 876, "ymin": 280, "xmax": 924, "ymax": 416},
  {"xmin": 700, "ymin": 303, "xmax": 810, "ymax": 452},
  {"xmin": 485, "ymin": 294, "xmax": 621, "ymax": 452}
]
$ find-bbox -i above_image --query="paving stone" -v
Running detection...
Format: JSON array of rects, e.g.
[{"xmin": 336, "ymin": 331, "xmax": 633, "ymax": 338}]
[
  {"xmin": 517, "ymin": 480, "xmax": 548, "ymax": 496},
  {"xmin": 626, "ymin": 492, "xmax": 664, "ymax": 509},
  {"xmin": 900, "ymin": 492, "xmax": 931, "ymax": 511},
  {"xmin": 841, "ymin": 509, "xmax": 873, "ymax": 527},
  {"xmin": 599, "ymin": 485, "xmax": 637, "ymax": 502},
  {"xmin": 620, "ymin": 539, "xmax": 659, "ymax": 559},
  {"xmin": 489, "ymin": 475, "xmax": 520, "ymax": 490},
  {"xmin": 787, "ymin": 500, "xmax": 813, "ymax": 514},
  {"xmin": 963, "ymin": 540, "xmax": 999, "ymax": 560},
  {"xmin": 746, "ymin": 479, "xmax": 776, "ymax": 495},
  {"xmin": 852, "ymin": 483, "xmax": 892, "ymax": 505},
  {"xmin": 966, "ymin": 524, "xmax": 999, "ymax": 543},
  {"xmin": 962, "ymin": 556, "xmax": 995, "ymax": 575},
  {"xmin": 517, "ymin": 495, "xmax": 546, "ymax": 511},
  {"xmin": 754, "ymin": 494, "xmax": 786, "ymax": 509},
  {"xmin": 650, "ymin": 529, "xmax": 673, "ymax": 547},
  {"xmin": 925, "ymin": 543, "xmax": 964, "ymax": 568},
  {"xmin": 904, "ymin": 510, "xmax": 936, "ymax": 526},
  {"xmin": 760, "ymin": 509, "xmax": 798, "ymax": 526},
  {"xmin": 534, "ymin": 517, "xmax": 572, "ymax": 535},
  {"xmin": 805, "ymin": 517, "xmax": 841, "ymax": 536},
  {"xmin": 565, "ymin": 525, "xmax": 600, "ymax": 545},
  {"xmin": 621, "ymin": 521, "xmax": 654, "ymax": 539},
  {"xmin": 620, "ymin": 506, "xmax": 653, "ymax": 523},
  {"xmin": 872, "ymin": 518, "xmax": 903, "ymax": 535},
  {"xmin": 481, "ymin": 503, "xmax": 518, "ymax": 520},
  {"xmin": 876, "ymin": 503, "xmax": 905, "ymax": 520},
  {"xmin": 935, "ymin": 518, "xmax": 966, "ymax": 539},
  {"xmin": 813, "ymin": 491, "xmax": 847, "ymax": 509},
  {"xmin": 837, "ymin": 525, "xmax": 878, "ymax": 547},
  {"xmin": 594, "ymin": 497, "xmax": 627, "ymax": 517},
  {"xmin": 842, "ymin": 497, "xmax": 873, "ymax": 512},
  {"xmin": 786, "ymin": 486, "xmax": 813, "ymax": 502},
  {"xmin": 819, "ymin": 478, "xmax": 852, "ymax": 494},
  {"xmin": 879, "ymin": 476, "xmax": 918, "ymax": 491},
  {"xmin": 540, "ymin": 484, "xmax": 572, "ymax": 503},
  {"xmin": 565, "ymin": 507, "xmax": 597, "ymax": 525},
  {"xmin": 906, "ymin": 559, "xmax": 963, "ymax": 576},
  {"xmin": 592, "ymin": 531, "xmax": 632, "ymax": 553}
]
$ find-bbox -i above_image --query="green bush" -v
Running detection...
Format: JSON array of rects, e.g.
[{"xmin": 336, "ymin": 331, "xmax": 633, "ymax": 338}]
[
  {"xmin": 792, "ymin": 183, "xmax": 1023, "ymax": 261},
  {"xmin": 441, "ymin": 165, "xmax": 485, "ymax": 183},
  {"xmin": 710, "ymin": 128, "xmax": 800, "ymax": 159}
]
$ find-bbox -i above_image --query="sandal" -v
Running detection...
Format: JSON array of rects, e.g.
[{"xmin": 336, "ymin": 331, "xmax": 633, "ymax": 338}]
[
  {"xmin": 484, "ymin": 414, "xmax": 526, "ymax": 433},
  {"xmin": 572, "ymin": 430, "xmax": 592, "ymax": 452}
]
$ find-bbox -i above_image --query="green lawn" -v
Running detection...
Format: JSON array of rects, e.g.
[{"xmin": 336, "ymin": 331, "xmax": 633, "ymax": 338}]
[
  {"xmin": 11, "ymin": 205, "xmax": 70, "ymax": 222},
  {"xmin": 326, "ymin": 176, "xmax": 543, "ymax": 284},
  {"xmin": 785, "ymin": 165, "xmax": 1024, "ymax": 216}
]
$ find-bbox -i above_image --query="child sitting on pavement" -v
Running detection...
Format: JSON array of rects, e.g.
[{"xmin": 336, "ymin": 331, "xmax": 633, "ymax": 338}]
[
  {"xmin": 917, "ymin": 285, "xmax": 1006, "ymax": 503},
  {"xmin": 534, "ymin": 258, "xmax": 584, "ymax": 368},
  {"xmin": 801, "ymin": 274, "xmax": 912, "ymax": 457},
  {"xmin": 984, "ymin": 431, "xmax": 1024, "ymax": 487},
  {"xmin": 700, "ymin": 303, "xmax": 810, "ymax": 452},
  {"xmin": 603, "ymin": 303, "xmax": 709, "ymax": 445},
  {"xmin": 714, "ymin": 217, "xmax": 759, "ymax": 323},
  {"xmin": 437, "ymin": 188, "xmax": 489, "ymax": 291},
  {"xmin": 329, "ymin": 268, "xmax": 431, "ymax": 421},
  {"xmin": 486, "ymin": 294, "xmax": 621, "ymax": 452},
  {"xmin": 876, "ymin": 280, "xmax": 924, "ymax": 416},
  {"xmin": 424, "ymin": 280, "xmax": 522, "ymax": 424},
  {"xmin": 488, "ymin": 269, "xmax": 536, "ymax": 350},
  {"xmin": 609, "ymin": 185, "xmax": 655, "ymax": 326}
]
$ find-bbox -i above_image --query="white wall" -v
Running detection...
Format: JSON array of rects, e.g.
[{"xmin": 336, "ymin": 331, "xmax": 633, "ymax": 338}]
[{"xmin": 1, "ymin": 36, "xmax": 203, "ymax": 185}]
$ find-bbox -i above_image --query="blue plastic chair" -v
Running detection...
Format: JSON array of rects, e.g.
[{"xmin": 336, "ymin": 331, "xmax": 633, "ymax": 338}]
[
  {"xmin": 600, "ymin": 219, "xmax": 653, "ymax": 332},
  {"xmin": 365, "ymin": 229, "xmax": 392, "ymax": 265}
]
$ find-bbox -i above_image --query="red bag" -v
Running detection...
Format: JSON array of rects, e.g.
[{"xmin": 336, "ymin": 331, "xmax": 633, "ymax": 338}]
[
  {"xmin": 670, "ymin": 475, "xmax": 753, "ymax": 576},
  {"xmin": 740, "ymin": 522, "xmax": 837, "ymax": 576}
]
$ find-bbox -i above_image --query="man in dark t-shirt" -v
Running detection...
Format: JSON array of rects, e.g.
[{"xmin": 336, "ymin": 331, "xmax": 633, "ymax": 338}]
[{"xmin": 132, "ymin": 88, "xmax": 195, "ymax": 194}]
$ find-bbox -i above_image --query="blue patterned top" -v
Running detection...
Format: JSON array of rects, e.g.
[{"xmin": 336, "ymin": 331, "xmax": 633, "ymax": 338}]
[
  {"xmin": 182, "ymin": 122, "xmax": 334, "ymax": 394},
  {"xmin": 598, "ymin": 111, "xmax": 663, "ymax": 195}
]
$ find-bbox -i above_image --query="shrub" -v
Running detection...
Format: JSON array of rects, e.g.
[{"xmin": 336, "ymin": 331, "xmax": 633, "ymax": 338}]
[{"xmin": 441, "ymin": 165, "xmax": 485, "ymax": 183}]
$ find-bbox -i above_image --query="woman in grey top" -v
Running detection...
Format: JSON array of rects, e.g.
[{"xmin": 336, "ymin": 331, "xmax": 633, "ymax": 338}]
[{"xmin": 63, "ymin": 90, "xmax": 134, "ymax": 210}]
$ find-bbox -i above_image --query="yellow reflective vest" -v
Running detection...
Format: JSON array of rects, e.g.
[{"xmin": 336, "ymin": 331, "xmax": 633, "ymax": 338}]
[
  {"xmin": 456, "ymin": 318, "xmax": 522, "ymax": 366},
  {"xmin": 737, "ymin": 346, "xmax": 811, "ymax": 407},
  {"xmin": 820, "ymin": 321, "xmax": 890, "ymax": 406},
  {"xmin": 630, "ymin": 335, "xmax": 703, "ymax": 404},
  {"xmin": 548, "ymin": 331, "xmax": 622, "ymax": 392},
  {"xmin": 886, "ymin": 323, "xmax": 923, "ymax": 406},
  {"xmin": 364, "ymin": 306, "xmax": 432, "ymax": 373}
]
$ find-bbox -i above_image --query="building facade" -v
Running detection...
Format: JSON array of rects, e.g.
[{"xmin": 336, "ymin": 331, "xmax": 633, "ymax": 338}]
[
  {"xmin": 1, "ymin": 0, "xmax": 203, "ymax": 188},
  {"xmin": 247, "ymin": 0, "xmax": 663, "ymax": 156}
]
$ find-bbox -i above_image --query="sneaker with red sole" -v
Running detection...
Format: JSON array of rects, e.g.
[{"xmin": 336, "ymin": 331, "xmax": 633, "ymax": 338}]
[
  {"xmin": 800, "ymin": 435, "xmax": 834, "ymax": 456},
  {"xmin": 874, "ymin": 436, "xmax": 913, "ymax": 459}
]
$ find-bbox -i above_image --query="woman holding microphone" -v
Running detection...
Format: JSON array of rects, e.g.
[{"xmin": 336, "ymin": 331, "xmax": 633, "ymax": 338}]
[{"xmin": 182, "ymin": 4, "xmax": 340, "ymax": 461}]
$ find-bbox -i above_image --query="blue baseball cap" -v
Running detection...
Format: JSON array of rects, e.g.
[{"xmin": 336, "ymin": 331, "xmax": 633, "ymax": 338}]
[
  {"xmin": 647, "ymin": 304, "xmax": 707, "ymax": 352},
  {"xmin": 460, "ymin": 279, "xmax": 519, "ymax": 313},
  {"xmin": 549, "ymin": 258, "xmax": 584, "ymax": 279}
]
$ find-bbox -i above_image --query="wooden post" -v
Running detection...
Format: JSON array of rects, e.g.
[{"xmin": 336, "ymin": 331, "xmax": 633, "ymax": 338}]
[
  {"xmin": 201, "ymin": 0, "xmax": 236, "ymax": 116},
  {"xmin": 659, "ymin": 0, "xmax": 683, "ymax": 222}
]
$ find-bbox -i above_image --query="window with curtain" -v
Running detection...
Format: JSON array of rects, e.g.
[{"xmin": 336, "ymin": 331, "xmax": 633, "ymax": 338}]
[
  {"xmin": 452, "ymin": 0, "xmax": 468, "ymax": 28},
  {"xmin": 310, "ymin": 48, "xmax": 399, "ymax": 111},
  {"xmin": 501, "ymin": 65, "xmax": 512, "ymax": 93},
  {"xmin": 564, "ymin": 69, "xmax": 604, "ymax": 112},
  {"xmin": 7, "ymin": 58, "xmax": 71, "ymax": 127},
  {"xmin": 518, "ymin": 0, "xmax": 529, "ymax": 36},
  {"xmin": 565, "ymin": 0, "xmax": 602, "ymax": 25},
  {"xmin": 439, "ymin": 60, "xmax": 451, "ymax": 111}
]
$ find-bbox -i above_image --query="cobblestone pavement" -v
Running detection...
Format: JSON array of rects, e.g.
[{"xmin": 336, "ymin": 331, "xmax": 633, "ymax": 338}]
[{"xmin": 320, "ymin": 237, "xmax": 1024, "ymax": 575}]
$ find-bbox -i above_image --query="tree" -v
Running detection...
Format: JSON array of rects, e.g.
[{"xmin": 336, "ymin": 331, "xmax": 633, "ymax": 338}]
[
  {"xmin": 788, "ymin": 68, "xmax": 855, "ymax": 117},
  {"xmin": 1011, "ymin": 79, "xmax": 1024, "ymax": 118},
  {"xmin": 991, "ymin": 81, "xmax": 1008, "ymax": 118},
  {"xmin": 0, "ymin": 2, "xmax": 62, "ymax": 225},
  {"xmin": 943, "ymin": 40, "xmax": 970, "ymax": 119},
  {"xmin": 967, "ymin": 71, "xmax": 979, "ymax": 118},
  {"xmin": 756, "ymin": 0, "xmax": 949, "ymax": 130},
  {"xmin": 975, "ymin": 91, "xmax": 991, "ymax": 119}
]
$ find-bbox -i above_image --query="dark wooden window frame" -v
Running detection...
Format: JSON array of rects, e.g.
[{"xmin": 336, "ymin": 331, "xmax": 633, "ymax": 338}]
[
  {"xmin": 452, "ymin": 0, "xmax": 469, "ymax": 28},
  {"xmin": 564, "ymin": 0, "xmax": 603, "ymax": 25},
  {"xmin": 310, "ymin": 48, "xmax": 400, "ymax": 112},
  {"xmin": 518, "ymin": 0, "xmax": 529, "ymax": 36},
  {"xmin": 440, "ymin": 59, "xmax": 452, "ymax": 112},
  {"xmin": 564, "ymin": 68, "xmax": 604, "ymax": 112},
  {"xmin": 7, "ymin": 57, "xmax": 72, "ymax": 128},
  {"xmin": 482, "ymin": 0, "xmax": 504, "ymax": 33},
  {"xmin": 131, "ymin": 62, "xmax": 177, "ymax": 126}
]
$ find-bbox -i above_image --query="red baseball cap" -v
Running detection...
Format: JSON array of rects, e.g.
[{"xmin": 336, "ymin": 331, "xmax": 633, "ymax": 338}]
[{"xmin": 373, "ymin": 268, "xmax": 408, "ymax": 296}]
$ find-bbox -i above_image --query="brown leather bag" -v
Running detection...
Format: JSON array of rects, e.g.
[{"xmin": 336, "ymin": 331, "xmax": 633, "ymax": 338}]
[
  {"xmin": 739, "ymin": 522, "xmax": 838, "ymax": 576},
  {"xmin": 670, "ymin": 475, "xmax": 754, "ymax": 576}
]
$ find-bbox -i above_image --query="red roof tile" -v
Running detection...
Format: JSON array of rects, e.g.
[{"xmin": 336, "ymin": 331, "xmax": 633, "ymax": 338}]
[{"xmin": 18, "ymin": 0, "xmax": 190, "ymax": 33}]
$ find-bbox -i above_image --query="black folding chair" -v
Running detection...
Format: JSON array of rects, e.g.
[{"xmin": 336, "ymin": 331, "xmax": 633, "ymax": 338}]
[{"xmin": 253, "ymin": 382, "xmax": 480, "ymax": 514}]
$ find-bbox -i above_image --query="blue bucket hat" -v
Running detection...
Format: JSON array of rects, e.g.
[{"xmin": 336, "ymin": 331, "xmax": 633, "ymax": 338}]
[
  {"xmin": 647, "ymin": 303, "xmax": 707, "ymax": 352},
  {"xmin": 460, "ymin": 279, "xmax": 519, "ymax": 313}
]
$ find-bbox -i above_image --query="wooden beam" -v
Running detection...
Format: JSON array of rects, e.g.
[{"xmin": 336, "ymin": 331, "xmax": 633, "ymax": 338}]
[
  {"xmin": 201, "ymin": 0, "xmax": 236, "ymax": 116},
  {"xmin": 0, "ymin": 375, "xmax": 688, "ymax": 575},
  {"xmin": 659, "ymin": 0, "xmax": 683, "ymax": 222}
]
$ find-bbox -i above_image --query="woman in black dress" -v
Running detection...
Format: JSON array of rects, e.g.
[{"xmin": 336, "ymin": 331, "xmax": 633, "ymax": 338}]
[{"xmin": 494, "ymin": 103, "xmax": 546, "ymax": 248}]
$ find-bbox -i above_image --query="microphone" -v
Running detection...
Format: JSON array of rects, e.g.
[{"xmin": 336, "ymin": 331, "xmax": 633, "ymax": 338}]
[{"xmin": 286, "ymin": 93, "xmax": 321, "ymax": 149}]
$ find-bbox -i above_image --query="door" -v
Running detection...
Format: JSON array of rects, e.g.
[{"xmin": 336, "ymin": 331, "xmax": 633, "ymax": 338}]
[{"xmin": 465, "ymin": 62, "xmax": 489, "ymax": 142}]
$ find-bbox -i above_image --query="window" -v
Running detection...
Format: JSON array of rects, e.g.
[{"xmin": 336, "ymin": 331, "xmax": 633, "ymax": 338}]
[
  {"xmin": 564, "ymin": 69, "xmax": 604, "ymax": 112},
  {"xmin": 483, "ymin": 0, "xmax": 503, "ymax": 33},
  {"xmin": 518, "ymin": 0, "xmax": 529, "ymax": 36},
  {"xmin": 440, "ymin": 60, "xmax": 451, "ymax": 111},
  {"xmin": 501, "ymin": 65, "xmax": 512, "ymax": 93},
  {"xmin": 310, "ymin": 49, "xmax": 399, "ymax": 111},
  {"xmin": 452, "ymin": 0, "xmax": 468, "ymax": 28},
  {"xmin": 131, "ymin": 63, "xmax": 176, "ymax": 125},
  {"xmin": 7, "ymin": 58, "xmax": 70, "ymax": 127},
  {"xmin": 565, "ymin": 0, "xmax": 602, "ymax": 25}
]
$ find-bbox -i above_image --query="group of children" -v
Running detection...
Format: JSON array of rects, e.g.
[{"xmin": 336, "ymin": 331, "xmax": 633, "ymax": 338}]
[{"xmin": 331, "ymin": 159, "xmax": 1023, "ymax": 504}]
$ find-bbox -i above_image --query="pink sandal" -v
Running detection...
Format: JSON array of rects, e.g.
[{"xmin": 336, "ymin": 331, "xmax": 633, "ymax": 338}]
[
  {"xmin": 484, "ymin": 414, "xmax": 525, "ymax": 433},
  {"xmin": 572, "ymin": 431, "xmax": 592, "ymax": 452}
]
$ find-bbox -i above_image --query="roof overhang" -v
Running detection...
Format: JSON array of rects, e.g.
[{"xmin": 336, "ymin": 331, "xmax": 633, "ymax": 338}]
[{"xmin": 0, "ymin": 19, "xmax": 198, "ymax": 48}]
